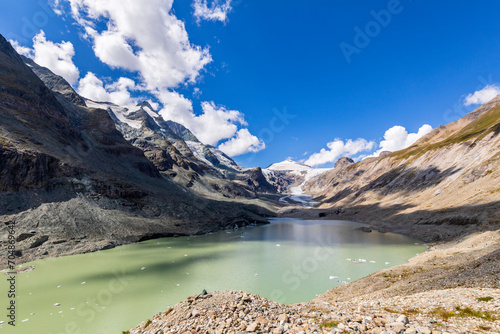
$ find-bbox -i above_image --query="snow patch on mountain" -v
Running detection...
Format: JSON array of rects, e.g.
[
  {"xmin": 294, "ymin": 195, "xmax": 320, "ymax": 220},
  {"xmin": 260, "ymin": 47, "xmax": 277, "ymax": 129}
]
[
  {"xmin": 263, "ymin": 159, "xmax": 331, "ymax": 205},
  {"xmin": 86, "ymin": 100, "xmax": 142, "ymax": 129},
  {"xmin": 266, "ymin": 159, "xmax": 312, "ymax": 171},
  {"xmin": 208, "ymin": 146, "xmax": 242, "ymax": 170},
  {"xmin": 185, "ymin": 140, "xmax": 212, "ymax": 166},
  {"xmin": 141, "ymin": 103, "xmax": 160, "ymax": 120},
  {"xmin": 265, "ymin": 159, "xmax": 331, "ymax": 192}
]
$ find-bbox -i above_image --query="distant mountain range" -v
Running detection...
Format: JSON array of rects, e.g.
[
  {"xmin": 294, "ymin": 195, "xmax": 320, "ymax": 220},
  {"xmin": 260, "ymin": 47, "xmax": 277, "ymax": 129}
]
[{"xmin": 1, "ymin": 32, "xmax": 498, "ymax": 266}]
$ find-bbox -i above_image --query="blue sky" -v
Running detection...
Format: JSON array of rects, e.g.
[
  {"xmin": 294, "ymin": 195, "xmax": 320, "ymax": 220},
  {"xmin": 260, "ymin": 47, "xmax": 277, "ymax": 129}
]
[{"xmin": 2, "ymin": 0, "xmax": 500, "ymax": 168}]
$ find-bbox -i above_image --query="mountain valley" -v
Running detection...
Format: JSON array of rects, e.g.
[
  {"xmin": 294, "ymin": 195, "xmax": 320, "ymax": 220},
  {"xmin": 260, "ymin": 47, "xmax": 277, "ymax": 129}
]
[{"xmin": 0, "ymin": 33, "xmax": 499, "ymax": 334}]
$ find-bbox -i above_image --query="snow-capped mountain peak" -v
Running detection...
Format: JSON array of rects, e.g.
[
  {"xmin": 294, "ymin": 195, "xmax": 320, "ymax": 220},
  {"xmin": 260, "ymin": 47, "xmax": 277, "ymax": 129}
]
[
  {"xmin": 266, "ymin": 159, "xmax": 312, "ymax": 171},
  {"xmin": 263, "ymin": 159, "xmax": 331, "ymax": 195}
]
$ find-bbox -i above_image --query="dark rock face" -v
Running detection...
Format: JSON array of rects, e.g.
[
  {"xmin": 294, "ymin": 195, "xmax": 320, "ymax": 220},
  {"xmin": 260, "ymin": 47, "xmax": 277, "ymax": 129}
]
[
  {"xmin": 334, "ymin": 157, "xmax": 354, "ymax": 168},
  {"xmin": 167, "ymin": 120, "xmax": 199, "ymax": 142},
  {"xmin": 0, "ymin": 35, "xmax": 273, "ymax": 267},
  {"xmin": 22, "ymin": 56, "xmax": 86, "ymax": 106},
  {"xmin": 29, "ymin": 235, "xmax": 49, "ymax": 248},
  {"xmin": 231, "ymin": 167, "xmax": 277, "ymax": 194},
  {"xmin": 0, "ymin": 148, "xmax": 81, "ymax": 191},
  {"xmin": 166, "ymin": 120, "xmax": 241, "ymax": 171}
]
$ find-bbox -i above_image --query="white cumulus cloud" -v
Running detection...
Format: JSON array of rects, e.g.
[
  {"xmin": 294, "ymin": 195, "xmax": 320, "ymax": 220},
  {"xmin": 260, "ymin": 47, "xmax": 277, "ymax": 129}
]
[
  {"xmin": 304, "ymin": 138, "xmax": 376, "ymax": 167},
  {"xmin": 78, "ymin": 72, "xmax": 140, "ymax": 106},
  {"xmin": 193, "ymin": 0, "xmax": 232, "ymax": 23},
  {"xmin": 159, "ymin": 96, "xmax": 249, "ymax": 146},
  {"xmin": 56, "ymin": 0, "xmax": 263, "ymax": 155},
  {"xmin": 372, "ymin": 124, "xmax": 433, "ymax": 157},
  {"xmin": 218, "ymin": 129, "xmax": 265, "ymax": 157},
  {"xmin": 10, "ymin": 40, "xmax": 34, "ymax": 57},
  {"xmin": 305, "ymin": 124, "xmax": 434, "ymax": 166},
  {"xmin": 464, "ymin": 84, "xmax": 500, "ymax": 106},
  {"xmin": 54, "ymin": 0, "xmax": 264, "ymax": 156},
  {"xmin": 11, "ymin": 31, "xmax": 80, "ymax": 85},
  {"xmin": 65, "ymin": 0, "xmax": 211, "ymax": 90}
]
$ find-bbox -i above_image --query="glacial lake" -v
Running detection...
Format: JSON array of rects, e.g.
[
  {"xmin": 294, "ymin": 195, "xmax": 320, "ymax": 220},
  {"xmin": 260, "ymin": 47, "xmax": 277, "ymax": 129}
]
[{"xmin": 0, "ymin": 218, "xmax": 426, "ymax": 334}]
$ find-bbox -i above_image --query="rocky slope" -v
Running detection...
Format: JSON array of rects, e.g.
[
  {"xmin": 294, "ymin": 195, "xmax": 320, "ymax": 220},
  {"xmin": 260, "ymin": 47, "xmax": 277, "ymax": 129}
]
[
  {"xmin": 84, "ymin": 98, "xmax": 276, "ymax": 199},
  {"xmin": 0, "ymin": 35, "xmax": 273, "ymax": 266},
  {"xmin": 299, "ymin": 98, "xmax": 500, "ymax": 242}
]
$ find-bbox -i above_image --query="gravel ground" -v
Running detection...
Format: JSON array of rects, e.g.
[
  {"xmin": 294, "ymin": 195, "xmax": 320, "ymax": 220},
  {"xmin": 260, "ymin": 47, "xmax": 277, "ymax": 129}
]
[{"xmin": 127, "ymin": 289, "xmax": 499, "ymax": 334}]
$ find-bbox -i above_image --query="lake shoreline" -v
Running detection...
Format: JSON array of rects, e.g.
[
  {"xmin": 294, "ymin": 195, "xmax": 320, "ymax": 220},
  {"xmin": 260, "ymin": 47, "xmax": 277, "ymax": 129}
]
[
  {"xmin": 5, "ymin": 210, "xmax": 499, "ymax": 333},
  {"xmin": 0, "ymin": 210, "xmax": 273, "ymax": 271},
  {"xmin": 278, "ymin": 204, "xmax": 500, "ymax": 244},
  {"xmin": 126, "ymin": 230, "xmax": 500, "ymax": 333}
]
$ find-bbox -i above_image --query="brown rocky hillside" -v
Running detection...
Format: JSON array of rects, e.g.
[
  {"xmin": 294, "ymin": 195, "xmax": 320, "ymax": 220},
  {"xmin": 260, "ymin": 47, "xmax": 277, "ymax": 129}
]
[{"xmin": 301, "ymin": 96, "xmax": 500, "ymax": 241}]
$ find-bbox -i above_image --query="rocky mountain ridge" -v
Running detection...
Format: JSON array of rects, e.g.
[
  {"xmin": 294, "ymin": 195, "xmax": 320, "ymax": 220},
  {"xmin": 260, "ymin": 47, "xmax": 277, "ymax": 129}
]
[
  {"xmin": 84, "ymin": 98, "xmax": 276, "ymax": 199},
  {"xmin": 300, "ymin": 96, "xmax": 500, "ymax": 241},
  {"xmin": 0, "ymin": 35, "xmax": 273, "ymax": 265}
]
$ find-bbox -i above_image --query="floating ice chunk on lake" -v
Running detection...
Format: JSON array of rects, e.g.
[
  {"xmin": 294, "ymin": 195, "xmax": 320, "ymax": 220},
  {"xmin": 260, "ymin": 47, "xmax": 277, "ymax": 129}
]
[
  {"xmin": 329, "ymin": 276, "xmax": 338, "ymax": 280},
  {"xmin": 141, "ymin": 267, "xmax": 146, "ymax": 270}
]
